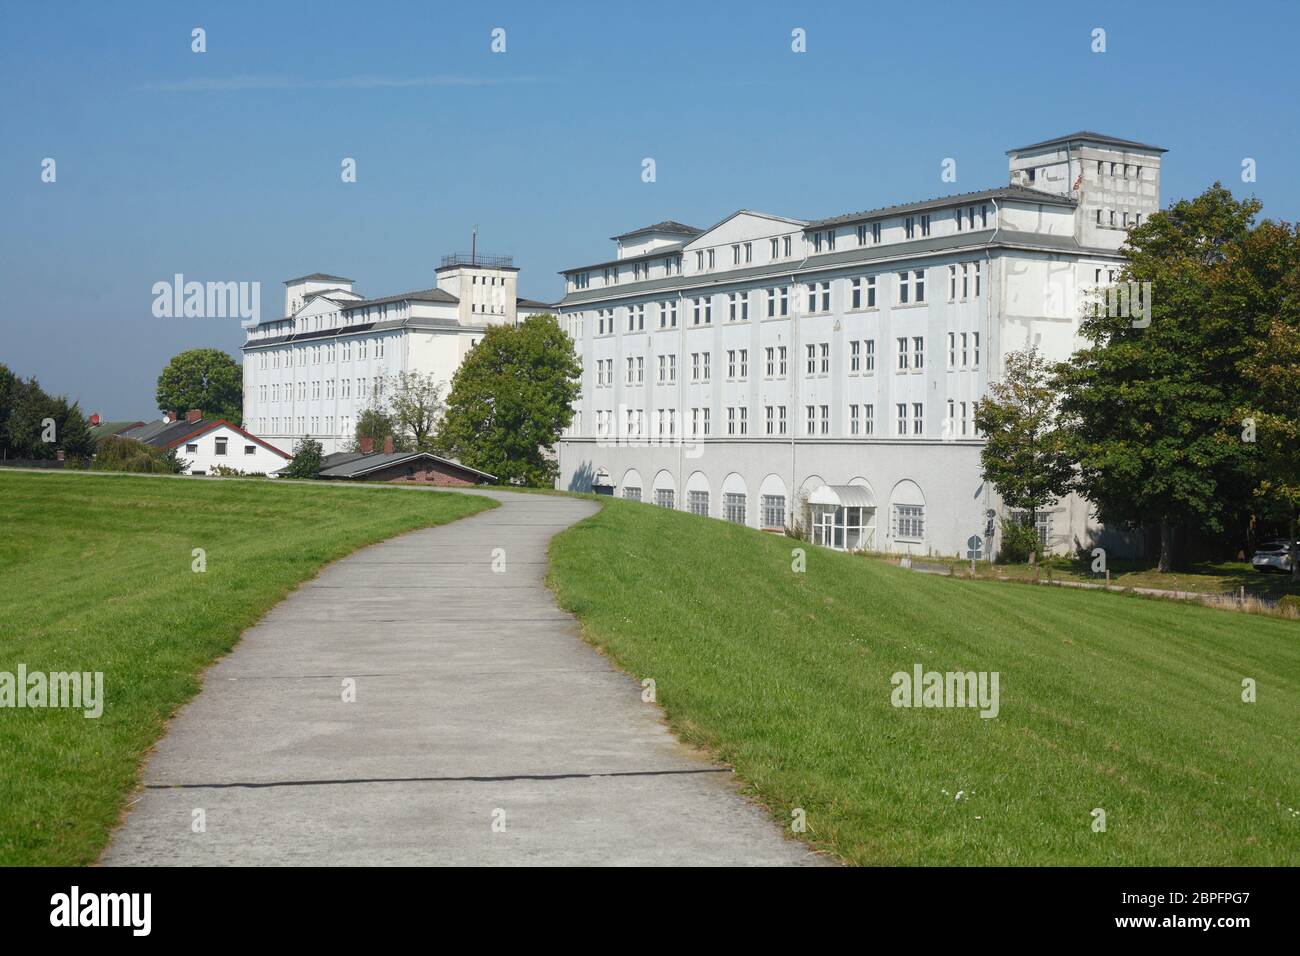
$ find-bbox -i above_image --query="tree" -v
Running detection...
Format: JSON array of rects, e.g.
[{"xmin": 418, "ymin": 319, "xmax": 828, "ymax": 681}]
[
  {"xmin": 353, "ymin": 404, "xmax": 404, "ymax": 453},
  {"xmin": 52, "ymin": 398, "xmax": 95, "ymax": 462},
  {"xmin": 384, "ymin": 371, "xmax": 444, "ymax": 451},
  {"xmin": 435, "ymin": 314, "xmax": 581, "ymax": 486},
  {"xmin": 973, "ymin": 347, "xmax": 1075, "ymax": 558},
  {"xmin": 156, "ymin": 348, "xmax": 242, "ymax": 423},
  {"xmin": 1231, "ymin": 221, "xmax": 1300, "ymax": 581},
  {"xmin": 5, "ymin": 376, "xmax": 58, "ymax": 459},
  {"xmin": 91, "ymin": 435, "xmax": 186, "ymax": 474},
  {"xmin": 0, "ymin": 364, "xmax": 17, "ymax": 457},
  {"xmin": 1055, "ymin": 185, "xmax": 1264, "ymax": 571},
  {"xmin": 281, "ymin": 436, "xmax": 324, "ymax": 479}
]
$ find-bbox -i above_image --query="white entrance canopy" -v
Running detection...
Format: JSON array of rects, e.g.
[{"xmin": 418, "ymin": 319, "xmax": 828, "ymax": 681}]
[{"xmin": 808, "ymin": 484, "xmax": 876, "ymax": 509}]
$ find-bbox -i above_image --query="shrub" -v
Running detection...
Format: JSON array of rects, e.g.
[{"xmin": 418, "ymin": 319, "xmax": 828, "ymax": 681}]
[
  {"xmin": 997, "ymin": 516, "xmax": 1043, "ymax": 564},
  {"xmin": 1279, "ymin": 595, "xmax": 1300, "ymax": 614},
  {"xmin": 91, "ymin": 436, "xmax": 187, "ymax": 474},
  {"xmin": 281, "ymin": 437, "xmax": 324, "ymax": 479}
]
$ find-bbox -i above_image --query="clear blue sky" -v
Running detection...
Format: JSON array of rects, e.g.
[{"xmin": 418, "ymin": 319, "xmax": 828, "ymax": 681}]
[{"xmin": 2, "ymin": 0, "xmax": 1297, "ymax": 420}]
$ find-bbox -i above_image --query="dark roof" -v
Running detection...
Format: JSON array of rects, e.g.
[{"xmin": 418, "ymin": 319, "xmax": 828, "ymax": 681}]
[
  {"xmin": 283, "ymin": 272, "xmax": 355, "ymax": 285},
  {"xmin": 809, "ymin": 185, "xmax": 1075, "ymax": 229},
  {"xmin": 1007, "ymin": 131, "xmax": 1167, "ymax": 154},
  {"xmin": 314, "ymin": 450, "xmax": 496, "ymax": 481},
  {"xmin": 339, "ymin": 287, "xmax": 458, "ymax": 310},
  {"xmin": 87, "ymin": 420, "xmax": 144, "ymax": 443},
  {"xmin": 611, "ymin": 220, "xmax": 702, "ymax": 241},
  {"xmin": 516, "ymin": 297, "xmax": 553, "ymax": 310},
  {"xmin": 117, "ymin": 418, "xmax": 289, "ymax": 457}
]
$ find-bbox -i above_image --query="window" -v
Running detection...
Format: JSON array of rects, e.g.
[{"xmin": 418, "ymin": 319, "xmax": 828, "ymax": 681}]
[
  {"xmin": 898, "ymin": 271, "xmax": 910, "ymax": 304},
  {"xmin": 732, "ymin": 243, "xmax": 741, "ymax": 265},
  {"xmin": 904, "ymin": 217, "xmax": 915, "ymax": 239},
  {"xmin": 974, "ymin": 260, "xmax": 982, "ymax": 297},
  {"xmin": 727, "ymin": 406, "xmax": 737, "ymax": 435},
  {"xmin": 688, "ymin": 490, "xmax": 709, "ymax": 516},
  {"xmin": 724, "ymin": 493, "xmax": 746, "ymax": 524},
  {"xmin": 779, "ymin": 346, "xmax": 788, "ymax": 376},
  {"xmin": 912, "ymin": 336, "xmax": 924, "ymax": 370},
  {"xmin": 765, "ymin": 405, "xmax": 775, "ymax": 435},
  {"xmin": 738, "ymin": 349, "xmax": 748, "ymax": 379},
  {"xmin": 949, "ymin": 332, "xmax": 957, "ymax": 368},
  {"xmin": 805, "ymin": 405, "xmax": 816, "ymax": 436},
  {"xmin": 783, "ymin": 236, "xmax": 792, "ymax": 257},
  {"xmin": 765, "ymin": 347, "xmax": 775, "ymax": 376},
  {"xmin": 897, "ymin": 337, "xmax": 909, "ymax": 370},
  {"xmin": 919, "ymin": 214, "xmax": 931, "ymax": 237},
  {"xmin": 872, "ymin": 222, "xmax": 881, "ymax": 243},
  {"xmin": 695, "ymin": 251, "xmax": 704, "ymax": 271},
  {"xmin": 767, "ymin": 286, "xmax": 789, "ymax": 318},
  {"xmin": 806, "ymin": 344, "xmax": 817, "ymax": 374},
  {"xmin": 728, "ymin": 292, "xmax": 749, "ymax": 322},
  {"xmin": 849, "ymin": 403, "xmax": 861, "ymax": 435},
  {"xmin": 857, "ymin": 224, "xmax": 868, "ymax": 245},
  {"xmin": 949, "ymin": 264, "xmax": 958, "ymax": 301},
  {"xmin": 185, "ymin": 443, "xmax": 198, "ymax": 454},
  {"xmin": 850, "ymin": 275, "xmax": 875, "ymax": 309},
  {"xmin": 744, "ymin": 242, "xmax": 752, "ymax": 263},
  {"xmin": 1012, "ymin": 510, "xmax": 1052, "ymax": 550},
  {"xmin": 864, "ymin": 339, "xmax": 875, "ymax": 372},
  {"xmin": 863, "ymin": 404, "xmax": 874, "ymax": 435},
  {"xmin": 896, "ymin": 403, "xmax": 908, "ymax": 435},
  {"xmin": 660, "ymin": 300, "xmax": 678, "ymax": 328},
  {"xmin": 214, "ymin": 437, "xmax": 228, "ymax": 456},
  {"xmin": 819, "ymin": 405, "xmax": 829, "ymax": 435},
  {"xmin": 761, "ymin": 495, "xmax": 786, "ymax": 530},
  {"xmin": 707, "ymin": 249, "xmax": 715, "ymax": 269},
  {"xmin": 912, "ymin": 403, "xmax": 924, "ymax": 435},
  {"xmin": 623, "ymin": 486, "xmax": 642, "ymax": 502},
  {"xmin": 972, "ymin": 332, "xmax": 980, "ymax": 367},
  {"xmin": 850, "ymin": 339, "xmax": 861, "ymax": 372},
  {"xmin": 769, "ymin": 237, "xmax": 779, "ymax": 259},
  {"xmin": 244, "ymin": 444, "xmax": 255, "ymax": 455},
  {"xmin": 655, "ymin": 488, "xmax": 674, "ymax": 509},
  {"xmin": 629, "ymin": 304, "xmax": 644, "ymax": 330},
  {"xmin": 820, "ymin": 342, "xmax": 830, "ymax": 374},
  {"xmin": 778, "ymin": 405, "xmax": 787, "ymax": 434},
  {"xmin": 894, "ymin": 504, "xmax": 925, "ymax": 540}
]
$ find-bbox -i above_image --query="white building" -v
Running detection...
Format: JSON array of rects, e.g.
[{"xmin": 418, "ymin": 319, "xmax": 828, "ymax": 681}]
[
  {"xmin": 241, "ymin": 255, "xmax": 552, "ymax": 454},
  {"xmin": 553, "ymin": 131, "xmax": 1166, "ymax": 558},
  {"xmin": 117, "ymin": 411, "xmax": 291, "ymax": 476}
]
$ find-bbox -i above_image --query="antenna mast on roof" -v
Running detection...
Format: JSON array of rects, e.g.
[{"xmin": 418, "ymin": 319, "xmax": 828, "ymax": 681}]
[{"xmin": 471, "ymin": 225, "xmax": 477, "ymax": 265}]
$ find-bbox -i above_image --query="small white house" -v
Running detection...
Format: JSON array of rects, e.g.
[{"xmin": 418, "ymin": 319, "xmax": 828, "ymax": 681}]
[{"xmin": 116, "ymin": 410, "xmax": 291, "ymax": 476}]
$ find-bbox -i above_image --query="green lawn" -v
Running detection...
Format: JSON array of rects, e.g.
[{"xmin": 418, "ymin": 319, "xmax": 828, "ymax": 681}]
[
  {"xmin": 0, "ymin": 471, "xmax": 492, "ymax": 866},
  {"xmin": 902, "ymin": 553, "xmax": 1300, "ymax": 600},
  {"xmin": 548, "ymin": 499, "xmax": 1300, "ymax": 865}
]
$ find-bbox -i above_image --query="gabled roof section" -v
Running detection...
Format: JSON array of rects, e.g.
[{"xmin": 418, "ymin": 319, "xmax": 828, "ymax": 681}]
[
  {"xmin": 684, "ymin": 209, "xmax": 809, "ymax": 247},
  {"xmin": 1007, "ymin": 131, "xmax": 1167, "ymax": 154},
  {"xmin": 283, "ymin": 272, "xmax": 354, "ymax": 285},
  {"xmin": 611, "ymin": 220, "xmax": 702, "ymax": 241},
  {"xmin": 809, "ymin": 185, "xmax": 1075, "ymax": 229},
  {"xmin": 118, "ymin": 418, "xmax": 290, "ymax": 457},
  {"xmin": 313, "ymin": 450, "xmax": 497, "ymax": 482},
  {"xmin": 339, "ymin": 288, "xmax": 458, "ymax": 310}
]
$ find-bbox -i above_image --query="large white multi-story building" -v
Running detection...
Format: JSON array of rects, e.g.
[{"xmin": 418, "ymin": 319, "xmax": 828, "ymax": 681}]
[
  {"xmin": 553, "ymin": 131, "xmax": 1166, "ymax": 558},
  {"xmin": 241, "ymin": 254, "xmax": 551, "ymax": 454}
]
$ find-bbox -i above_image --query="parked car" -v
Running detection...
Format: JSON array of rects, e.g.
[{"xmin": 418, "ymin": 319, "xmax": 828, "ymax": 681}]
[{"xmin": 1251, "ymin": 540, "xmax": 1295, "ymax": 573}]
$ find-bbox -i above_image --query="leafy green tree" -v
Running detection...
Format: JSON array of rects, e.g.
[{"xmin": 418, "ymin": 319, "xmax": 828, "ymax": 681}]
[
  {"xmin": 0, "ymin": 364, "xmax": 17, "ymax": 456},
  {"xmin": 384, "ymin": 371, "xmax": 444, "ymax": 451},
  {"xmin": 156, "ymin": 348, "xmax": 242, "ymax": 423},
  {"xmin": 1056, "ymin": 185, "xmax": 1264, "ymax": 572},
  {"xmin": 1231, "ymin": 221, "xmax": 1300, "ymax": 580},
  {"xmin": 52, "ymin": 399, "xmax": 95, "ymax": 462},
  {"xmin": 435, "ymin": 314, "xmax": 581, "ymax": 486},
  {"xmin": 973, "ymin": 347, "xmax": 1075, "ymax": 555},
  {"xmin": 281, "ymin": 436, "xmax": 324, "ymax": 479},
  {"xmin": 353, "ymin": 404, "xmax": 405, "ymax": 453},
  {"xmin": 5, "ymin": 376, "xmax": 58, "ymax": 459}
]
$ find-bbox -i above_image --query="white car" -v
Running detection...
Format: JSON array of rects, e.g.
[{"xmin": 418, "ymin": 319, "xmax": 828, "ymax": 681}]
[{"xmin": 1251, "ymin": 540, "xmax": 1295, "ymax": 573}]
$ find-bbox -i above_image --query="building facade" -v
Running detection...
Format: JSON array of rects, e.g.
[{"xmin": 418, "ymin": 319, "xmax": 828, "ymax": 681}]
[
  {"xmin": 553, "ymin": 132, "xmax": 1166, "ymax": 558},
  {"xmin": 241, "ymin": 256, "xmax": 551, "ymax": 454}
]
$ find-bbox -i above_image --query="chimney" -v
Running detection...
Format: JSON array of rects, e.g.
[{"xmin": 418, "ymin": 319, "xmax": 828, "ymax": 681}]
[
  {"xmin": 382, "ymin": 436, "xmax": 394, "ymax": 455},
  {"xmin": 56, "ymin": 450, "xmax": 65, "ymax": 462},
  {"xmin": 163, "ymin": 410, "xmax": 177, "ymax": 423},
  {"xmin": 89, "ymin": 413, "xmax": 100, "ymax": 427},
  {"xmin": 359, "ymin": 436, "xmax": 374, "ymax": 454},
  {"xmin": 186, "ymin": 409, "xmax": 203, "ymax": 424}
]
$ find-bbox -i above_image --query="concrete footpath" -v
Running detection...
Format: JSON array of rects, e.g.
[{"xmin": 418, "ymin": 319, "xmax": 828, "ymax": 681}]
[{"xmin": 102, "ymin": 489, "xmax": 822, "ymax": 866}]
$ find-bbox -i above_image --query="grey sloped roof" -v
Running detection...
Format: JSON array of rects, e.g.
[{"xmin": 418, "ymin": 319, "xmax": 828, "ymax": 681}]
[
  {"xmin": 516, "ymin": 297, "xmax": 553, "ymax": 310},
  {"xmin": 284, "ymin": 272, "xmax": 355, "ymax": 285},
  {"xmin": 314, "ymin": 450, "xmax": 496, "ymax": 481},
  {"xmin": 339, "ymin": 287, "xmax": 458, "ymax": 310},
  {"xmin": 1007, "ymin": 130, "xmax": 1167, "ymax": 154},
  {"xmin": 611, "ymin": 220, "xmax": 702, "ymax": 241},
  {"xmin": 809, "ymin": 185, "xmax": 1075, "ymax": 229},
  {"xmin": 554, "ymin": 228, "xmax": 1114, "ymax": 307}
]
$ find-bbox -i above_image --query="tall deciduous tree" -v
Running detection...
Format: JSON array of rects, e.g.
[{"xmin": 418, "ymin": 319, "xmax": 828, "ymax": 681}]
[
  {"xmin": 155, "ymin": 348, "xmax": 242, "ymax": 423},
  {"xmin": 384, "ymin": 371, "xmax": 444, "ymax": 451},
  {"xmin": 1056, "ymin": 185, "xmax": 1263, "ymax": 571},
  {"xmin": 973, "ymin": 347, "xmax": 1075, "ymax": 539},
  {"xmin": 435, "ymin": 315, "xmax": 581, "ymax": 486},
  {"xmin": 1229, "ymin": 221, "xmax": 1300, "ymax": 580}
]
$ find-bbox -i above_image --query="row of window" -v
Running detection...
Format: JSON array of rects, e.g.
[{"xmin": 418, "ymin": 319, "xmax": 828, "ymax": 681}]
[
  {"xmin": 588, "ymin": 401, "xmax": 979, "ymax": 439},
  {"xmin": 182, "ymin": 437, "xmax": 257, "ymax": 457},
  {"xmin": 590, "ymin": 334, "xmax": 978, "ymax": 387},
  {"xmin": 253, "ymin": 415, "xmax": 350, "ymax": 436},
  {"xmin": 254, "ymin": 339, "xmax": 386, "ymax": 369},
  {"xmin": 1095, "ymin": 208, "xmax": 1144, "ymax": 228},
  {"xmin": 588, "ymin": 268, "xmax": 955, "ymax": 336},
  {"xmin": 256, "ymin": 377, "xmax": 382, "ymax": 403}
]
